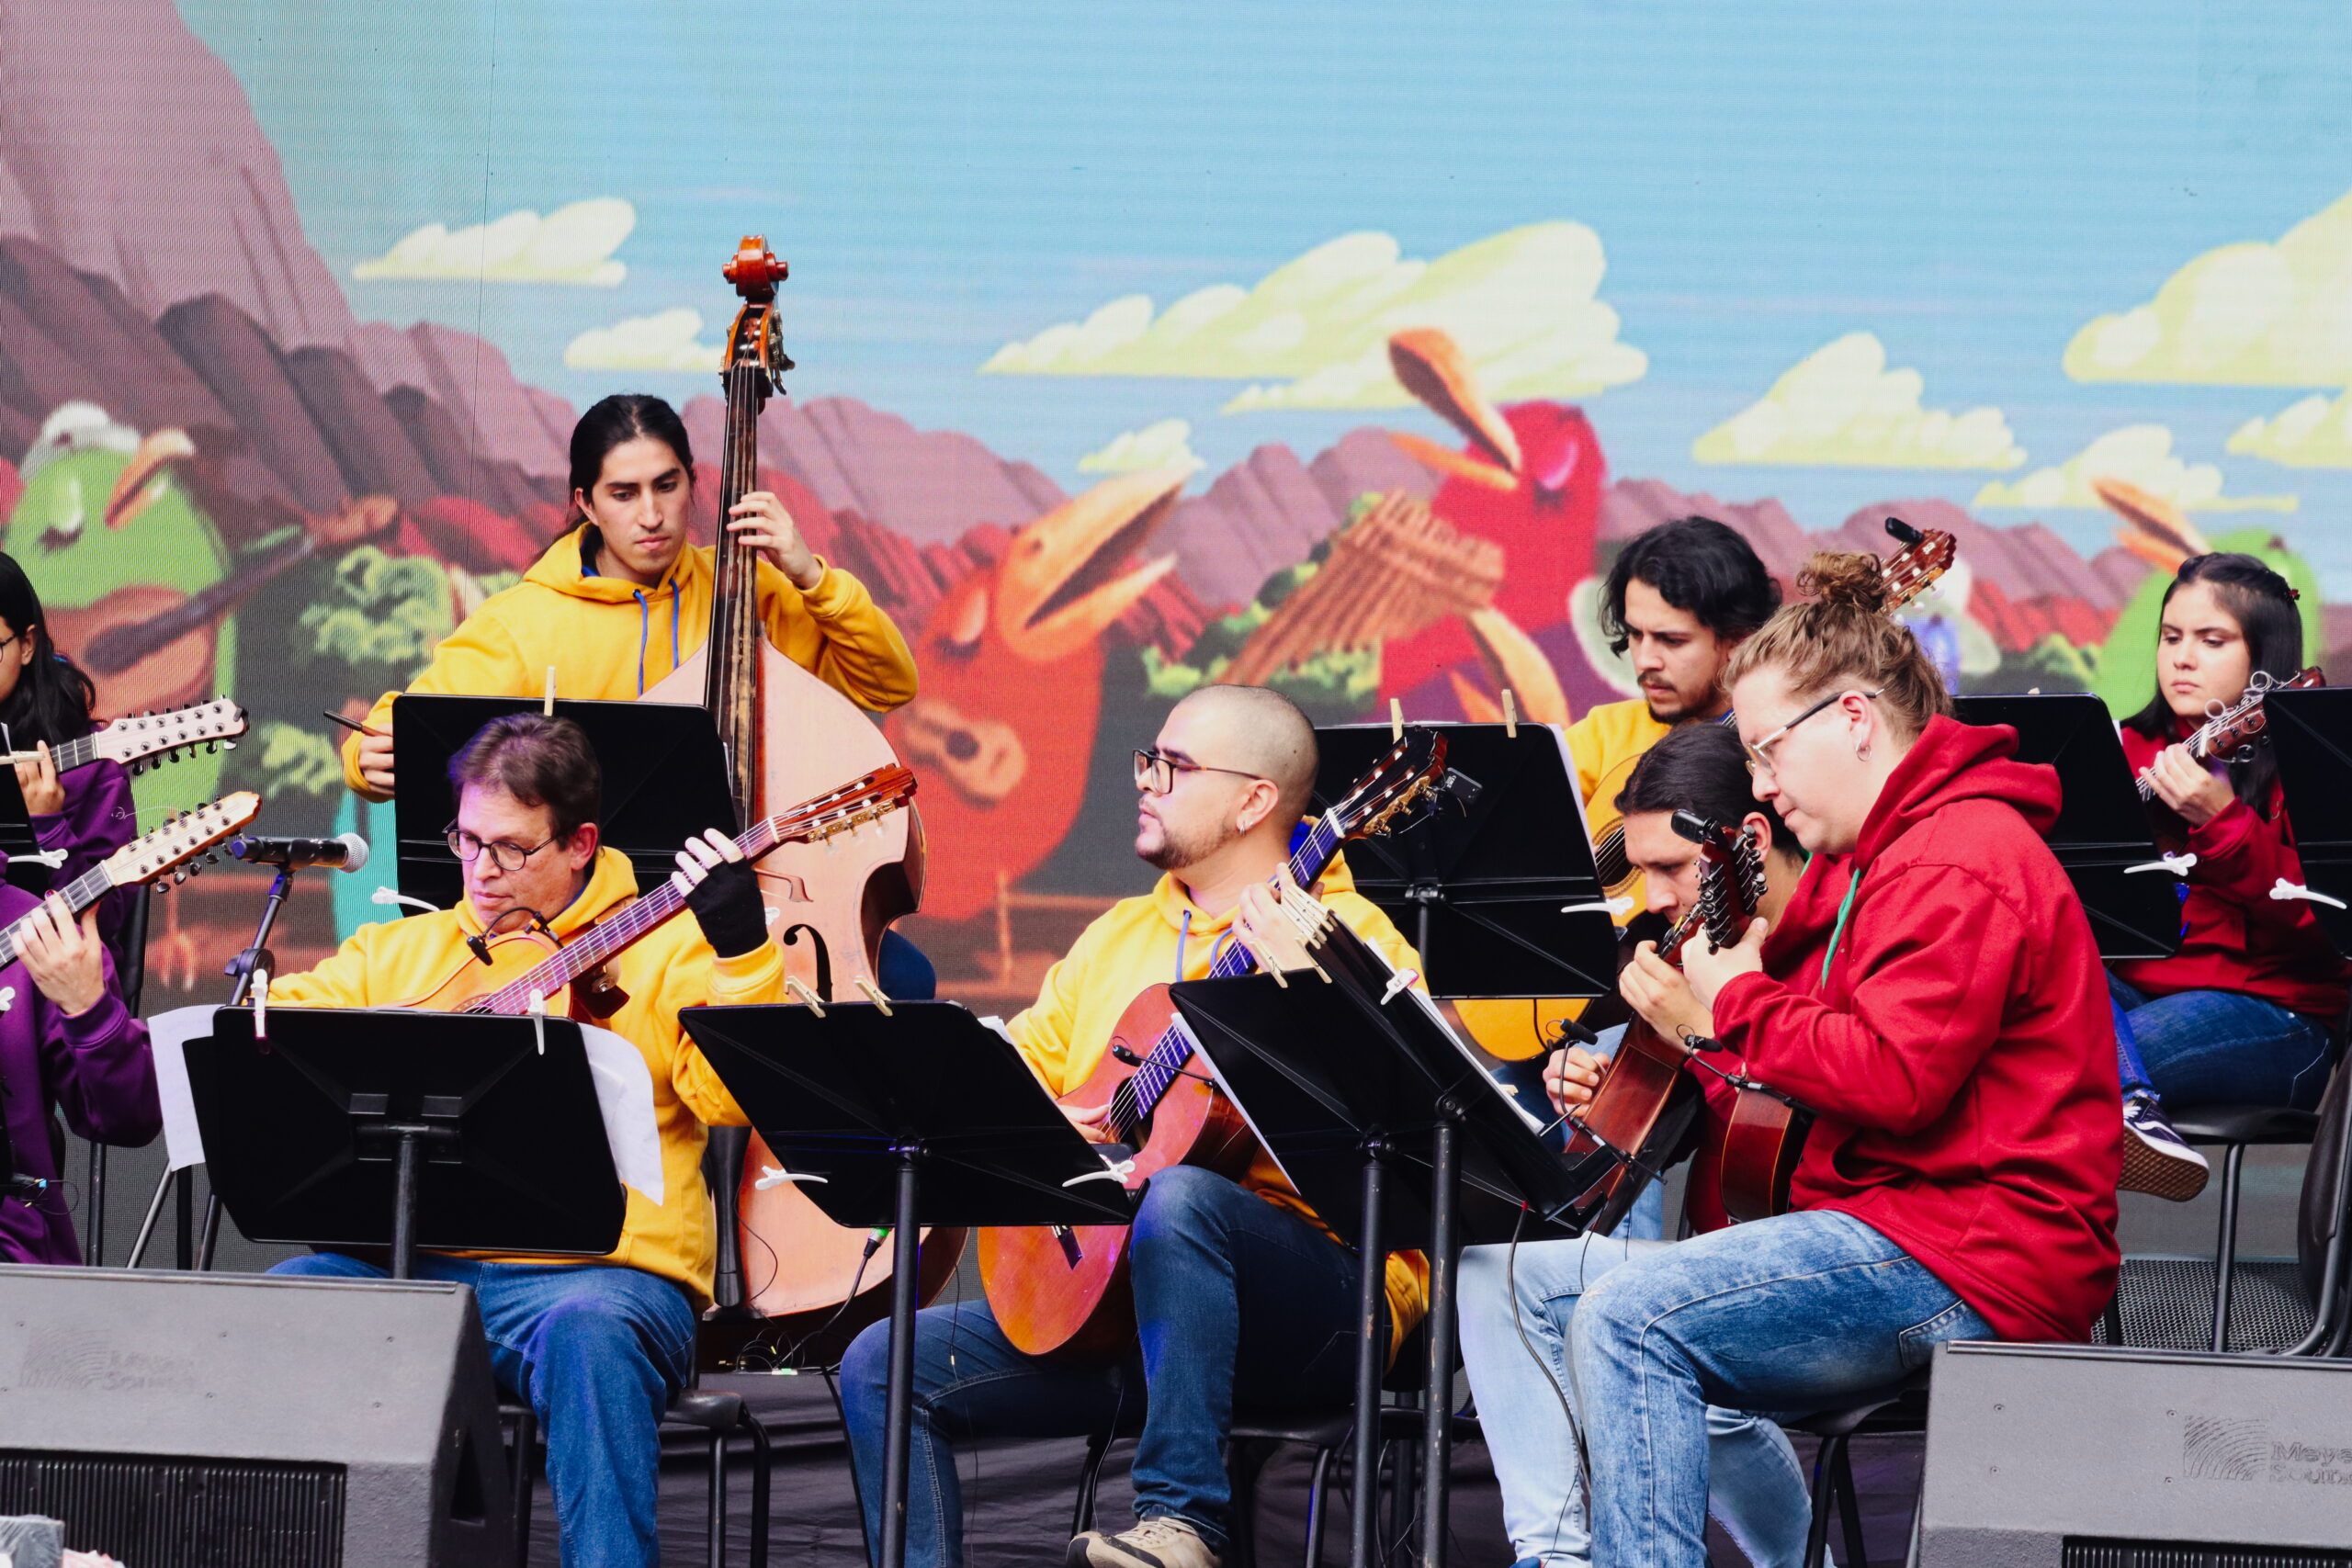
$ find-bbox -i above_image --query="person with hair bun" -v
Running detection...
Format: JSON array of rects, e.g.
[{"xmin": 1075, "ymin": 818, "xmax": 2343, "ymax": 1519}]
[
  {"xmin": 1566, "ymin": 551, "xmax": 2121, "ymax": 1568},
  {"xmin": 2109, "ymin": 553, "xmax": 2347, "ymax": 1201},
  {"xmin": 339, "ymin": 393, "xmax": 918, "ymax": 802}
]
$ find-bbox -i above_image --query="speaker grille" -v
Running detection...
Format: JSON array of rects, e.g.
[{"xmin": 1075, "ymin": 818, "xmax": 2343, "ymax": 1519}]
[
  {"xmin": 2064, "ymin": 1539, "xmax": 2352, "ymax": 1567},
  {"xmin": 0, "ymin": 1450, "xmax": 345, "ymax": 1568}
]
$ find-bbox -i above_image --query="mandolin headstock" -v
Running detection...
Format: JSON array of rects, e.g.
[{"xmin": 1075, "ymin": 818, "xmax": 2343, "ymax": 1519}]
[{"xmin": 1671, "ymin": 808, "xmax": 1767, "ymax": 954}]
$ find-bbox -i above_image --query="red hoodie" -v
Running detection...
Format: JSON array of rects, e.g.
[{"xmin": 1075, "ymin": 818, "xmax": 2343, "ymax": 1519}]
[
  {"xmin": 2110, "ymin": 720, "xmax": 2349, "ymax": 1025},
  {"xmin": 1710, "ymin": 716, "xmax": 2122, "ymax": 1342}
]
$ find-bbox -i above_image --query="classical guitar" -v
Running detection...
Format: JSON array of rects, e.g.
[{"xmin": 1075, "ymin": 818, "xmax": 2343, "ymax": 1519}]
[
  {"xmin": 978, "ymin": 729, "xmax": 1450, "ymax": 1359},
  {"xmin": 1590, "ymin": 517, "xmax": 1956, "ymax": 889},
  {"xmin": 1, "ymin": 697, "xmax": 246, "ymax": 781},
  {"xmin": 1564, "ymin": 809, "xmax": 1765, "ymax": 1233},
  {"xmin": 397, "ymin": 767, "xmax": 917, "ymax": 1015}
]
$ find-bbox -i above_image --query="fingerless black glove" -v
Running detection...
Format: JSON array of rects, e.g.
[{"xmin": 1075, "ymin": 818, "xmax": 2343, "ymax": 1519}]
[{"xmin": 685, "ymin": 856, "xmax": 767, "ymax": 959}]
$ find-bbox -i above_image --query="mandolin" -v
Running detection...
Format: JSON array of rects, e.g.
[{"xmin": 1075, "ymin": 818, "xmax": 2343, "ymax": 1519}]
[
  {"xmin": 1, "ymin": 696, "xmax": 246, "ymax": 778},
  {"xmin": 978, "ymin": 730, "xmax": 1450, "ymax": 1359},
  {"xmin": 2135, "ymin": 665, "xmax": 2324, "ymax": 804},
  {"xmin": 1564, "ymin": 810, "xmax": 1765, "ymax": 1233},
  {"xmin": 57, "ymin": 790, "xmax": 263, "ymax": 919},
  {"xmin": 639, "ymin": 236, "xmax": 939, "ymax": 1336},
  {"xmin": 1590, "ymin": 517, "xmax": 1957, "ymax": 890}
]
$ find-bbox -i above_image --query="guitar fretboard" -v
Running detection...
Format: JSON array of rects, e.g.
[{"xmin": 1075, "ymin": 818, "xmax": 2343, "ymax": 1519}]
[{"xmin": 0, "ymin": 863, "xmax": 114, "ymax": 970}]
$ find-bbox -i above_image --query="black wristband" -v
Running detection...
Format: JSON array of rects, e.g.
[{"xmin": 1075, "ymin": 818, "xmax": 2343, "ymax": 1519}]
[{"xmin": 685, "ymin": 856, "xmax": 766, "ymax": 960}]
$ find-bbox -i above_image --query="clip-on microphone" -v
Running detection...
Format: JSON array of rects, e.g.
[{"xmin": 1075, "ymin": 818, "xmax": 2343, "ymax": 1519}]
[{"xmin": 1112, "ymin": 1043, "xmax": 1218, "ymax": 1084}]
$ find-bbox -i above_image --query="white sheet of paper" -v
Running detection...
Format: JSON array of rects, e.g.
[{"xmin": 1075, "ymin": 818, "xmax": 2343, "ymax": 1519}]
[
  {"xmin": 578, "ymin": 1022, "xmax": 664, "ymax": 1206},
  {"xmin": 147, "ymin": 1004, "xmax": 215, "ymax": 1171},
  {"xmin": 144, "ymin": 1005, "xmax": 663, "ymax": 1203}
]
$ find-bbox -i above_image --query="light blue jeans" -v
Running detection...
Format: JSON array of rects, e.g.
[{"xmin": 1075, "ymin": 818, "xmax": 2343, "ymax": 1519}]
[
  {"xmin": 1572, "ymin": 1210, "xmax": 1992, "ymax": 1568},
  {"xmin": 272, "ymin": 1252, "xmax": 696, "ymax": 1568},
  {"xmin": 1457, "ymin": 1233, "xmax": 1809, "ymax": 1568}
]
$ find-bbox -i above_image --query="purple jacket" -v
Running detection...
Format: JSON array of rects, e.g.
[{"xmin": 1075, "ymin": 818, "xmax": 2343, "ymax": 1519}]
[
  {"xmin": 30, "ymin": 757, "xmax": 134, "ymax": 952},
  {"xmin": 0, "ymin": 875, "xmax": 158, "ymax": 1265}
]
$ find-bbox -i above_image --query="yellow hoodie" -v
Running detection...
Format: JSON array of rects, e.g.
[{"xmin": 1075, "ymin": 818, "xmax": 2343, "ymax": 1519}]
[
  {"xmin": 342, "ymin": 526, "xmax": 921, "ymax": 799},
  {"xmin": 265, "ymin": 846, "xmax": 783, "ymax": 1306},
  {"xmin": 1007, "ymin": 853, "xmax": 1430, "ymax": 1358},
  {"xmin": 1455, "ymin": 697, "xmax": 1670, "ymax": 1061}
]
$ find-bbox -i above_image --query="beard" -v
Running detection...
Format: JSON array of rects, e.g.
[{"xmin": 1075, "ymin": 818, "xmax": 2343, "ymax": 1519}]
[{"xmin": 1138, "ymin": 811, "xmax": 1239, "ymax": 873}]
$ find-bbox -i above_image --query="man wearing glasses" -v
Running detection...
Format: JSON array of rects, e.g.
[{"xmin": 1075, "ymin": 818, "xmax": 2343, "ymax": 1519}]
[
  {"xmin": 265, "ymin": 713, "xmax": 780, "ymax": 1568},
  {"xmin": 838, "ymin": 684, "xmax": 1426, "ymax": 1568}
]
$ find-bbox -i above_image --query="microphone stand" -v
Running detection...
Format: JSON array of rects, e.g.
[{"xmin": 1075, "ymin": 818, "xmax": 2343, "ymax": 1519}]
[{"xmin": 127, "ymin": 859, "xmax": 300, "ymax": 1271}]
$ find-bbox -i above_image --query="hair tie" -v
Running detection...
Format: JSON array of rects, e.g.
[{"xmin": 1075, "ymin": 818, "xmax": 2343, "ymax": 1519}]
[{"xmin": 2290, "ymin": 587, "xmax": 2302, "ymax": 601}]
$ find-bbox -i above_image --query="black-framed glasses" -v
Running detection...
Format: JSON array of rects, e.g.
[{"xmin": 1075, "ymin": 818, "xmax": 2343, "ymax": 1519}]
[
  {"xmin": 1132, "ymin": 748, "xmax": 1267, "ymax": 796},
  {"xmin": 444, "ymin": 820, "xmax": 557, "ymax": 872},
  {"xmin": 1744, "ymin": 688, "xmax": 1883, "ymax": 775}
]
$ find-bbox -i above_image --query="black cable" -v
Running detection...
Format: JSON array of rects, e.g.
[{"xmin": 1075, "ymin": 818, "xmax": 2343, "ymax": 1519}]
[{"xmin": 1506, "ymin": 1202, "xmax": 1592, "ymax": 1548}]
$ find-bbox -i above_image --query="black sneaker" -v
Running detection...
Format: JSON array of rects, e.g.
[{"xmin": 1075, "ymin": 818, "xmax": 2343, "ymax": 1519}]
[{"xmin": 2121, "ymin": 1096, "xmax": 2210, "ymax": 1201}]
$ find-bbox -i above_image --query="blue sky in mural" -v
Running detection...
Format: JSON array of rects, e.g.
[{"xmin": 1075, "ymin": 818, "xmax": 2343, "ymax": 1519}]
[{"xmin": 180, "ymin": 0, "xmax": 2352, "ymax": 578}]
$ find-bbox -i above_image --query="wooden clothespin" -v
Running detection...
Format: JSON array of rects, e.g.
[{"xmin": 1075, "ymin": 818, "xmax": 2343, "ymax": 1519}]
[
  {"xmin": 1501, "ymin": 687, "xmax": 1519, "ymax": 739},
  {"xmin": 1390, "ymin": 697, "xmax": 1405, "ymax": 742},
  {"xmin": 854, "ymin": 977, "xmax": 895, "ymax": 1016},
  {"xmin": 785, "ymin": 976, "xmax": 828, "ymax": 1015},
  {"xmin": 543, "ymin": 667, "xmax": 558, "ymax": 716}
]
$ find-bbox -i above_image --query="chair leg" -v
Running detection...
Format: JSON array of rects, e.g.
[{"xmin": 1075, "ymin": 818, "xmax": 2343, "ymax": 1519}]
[
  {"xmin": 1226, "ymin": 1439, "xmax": 1261, "ymax": 1568},
  {"xmin": 2212, "ymin": 1142, "xmax": 2248, "ymax": 1352},
  {"xmin": 1073, "ymin": 1431, "xmax": 1114, "ymax": 1539},
  {"xmin": 1803, "ymin": 1435, "xmax": 1838, "ymax": 1568},
  {"xmin": 509, "ymin": 1409, "xmax": 537, "ymax": 1568},
  {"xmin": 1832, "ymin": 1435, "xmax": 1870, "ymax": 1568},
  {"xmin": 1303, "ymin": 1446, "xmax": 1335, "ymax": 1568},
  {"xmin": 739, "ymin": 1405, "xmax": 772, "ymax": 1568},
  {"xmin": 708, "ymin": 1427, "xmax": 729, "ymax": 1568}
]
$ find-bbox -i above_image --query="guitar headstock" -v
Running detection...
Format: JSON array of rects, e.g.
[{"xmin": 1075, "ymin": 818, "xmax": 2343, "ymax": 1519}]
[
  {"xmin": 2202, "ymin": 665, "xmax": 2325, "ymax": 758},
  {"xmin": 1328, "ymin": 729, "xmax": 1449, "ymax": 844},
  {"xmin": 774, "ymin": 766, "xmax": 919, "ymax": 846},
  {"xmin": 1671, "ymin": 808, "xmax": 1767, "ymax": 953},
  {"xmin": 94, "ymin": 697, "xmax": 248, "ymax": 773},
  {"xmin": 721, "ymin": 236, "xmax": 794, "ymax": 390},
  {"xmin": 1880, "ymin": 516, "xmax": 1958, "ymax": 614},
  {"xmin": 100, "ymin": 791, "xmax": 261, "ymax": 891}
]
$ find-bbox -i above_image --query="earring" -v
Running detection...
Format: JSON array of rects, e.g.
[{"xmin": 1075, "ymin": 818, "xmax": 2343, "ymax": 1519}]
[{"xmin": 1857, "ymin": 743, "xmax": 1871, "ymax": 761}]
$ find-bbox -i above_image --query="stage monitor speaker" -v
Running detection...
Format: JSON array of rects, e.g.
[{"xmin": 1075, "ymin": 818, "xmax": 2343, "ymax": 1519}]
[
  {"xmin": 1920, "ymin": 1341, "xmax": 2352, "ymax": 1567},
  {"xmin": 0, "ymin": 1267, "xmax": 512, "ymax": 1568}
]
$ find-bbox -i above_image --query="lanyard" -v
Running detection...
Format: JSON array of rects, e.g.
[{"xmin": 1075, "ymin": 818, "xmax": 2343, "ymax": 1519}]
[{"xmin": 1818, "ymin": 866, "xmax": 1861, "ymax": 988}]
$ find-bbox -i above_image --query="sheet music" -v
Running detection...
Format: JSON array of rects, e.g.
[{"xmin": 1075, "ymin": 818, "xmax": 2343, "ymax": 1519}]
[{"xmin": 146, "ymin": 1006, "xmax": 665, "ymax": 1202}]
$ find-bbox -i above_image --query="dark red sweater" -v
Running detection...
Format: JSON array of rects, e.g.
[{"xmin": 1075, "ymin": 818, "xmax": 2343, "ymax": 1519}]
[
  {"xmin": 1711, "ymin": 716, "xmax": 2121, "ymax": 1342},
  {"xmin": 2110, "ymin": 721, "xmax": 2349, "ymax": 1025}
]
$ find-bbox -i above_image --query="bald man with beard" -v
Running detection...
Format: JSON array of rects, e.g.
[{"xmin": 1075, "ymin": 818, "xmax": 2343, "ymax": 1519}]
[{"xmin": 839, "ymin": 685, "xmax": 1429, "ymax": 1568}]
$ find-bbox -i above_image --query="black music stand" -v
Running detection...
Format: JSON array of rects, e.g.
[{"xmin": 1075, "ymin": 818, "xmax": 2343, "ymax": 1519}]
[
  {"xmin": 1312, "ymin": 721, "xmax": 1619, "ymax": 998},
  {"xmin": 2258, "ymin": 687, "xmax": 2352, "ymax": 951},
  {"xmin": 681, "ymin": 1000, "xmax": 1136, "ymax": 1568},
  {"xmin": 185, "ymin": 1005, "xmax": 628, "ymax": 1279},
  {"xmin": 390, "ymin": 694, "xmax": 736, "ymax": 911},
  {"xmin": 1172, "ymin": 924, "xmax": 1587, "ymax": 1568},
  {"xmin": 1953, "ymin": 694, "xmax": 2185, "ymax": 959}
]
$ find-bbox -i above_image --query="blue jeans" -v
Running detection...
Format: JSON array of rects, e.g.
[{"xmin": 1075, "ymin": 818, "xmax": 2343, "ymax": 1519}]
[
  {"xmin": 1457, "ymin": 1234, "xmax": 1809, "ymax": 1568},
  {"xmin": 2109, "ymin": 973, "xmax": 2335, "ymax": 1111},
  {"xmin": 839, "ymin": 1167, "xmax": 1368, "ymax": 1568},
  {"xmin": 271, "ymin": 1253, "xmax": 696, "ymax": 1568},
  {"xmin": 1572, "ymin": 1210, "xmax": 1992, "ymax": 1568}
]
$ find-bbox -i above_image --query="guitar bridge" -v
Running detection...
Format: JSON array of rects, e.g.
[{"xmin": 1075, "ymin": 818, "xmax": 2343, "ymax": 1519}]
[{"xmin": 1053, "ymin": 1226, "xmax": 1082, "ymax": 1268}]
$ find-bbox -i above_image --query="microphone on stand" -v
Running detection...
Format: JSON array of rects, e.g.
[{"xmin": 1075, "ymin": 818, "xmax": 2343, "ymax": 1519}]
[{"xmin": 227, "ymin": 833, "xmax": 371, "ymax": 873}]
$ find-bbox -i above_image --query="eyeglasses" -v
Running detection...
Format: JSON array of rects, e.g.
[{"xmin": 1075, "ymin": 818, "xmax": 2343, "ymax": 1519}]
[
  {"xmin": 445, "ymin": 821, "xmax": 558, "ymax": 872},
  {"xmin": 1132, "ymin": 748, "xmax": 1267, "ymax": 796},
  {"xmin": 1743, "ymin": 688, "xmax": 1883, "ymax": 776}
]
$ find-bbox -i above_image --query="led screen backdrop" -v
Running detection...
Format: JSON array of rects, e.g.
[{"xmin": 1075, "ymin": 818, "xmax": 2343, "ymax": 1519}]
[{"xmin": 6, "ymin": 0, "xmax": 2351, "ymax": 1000}]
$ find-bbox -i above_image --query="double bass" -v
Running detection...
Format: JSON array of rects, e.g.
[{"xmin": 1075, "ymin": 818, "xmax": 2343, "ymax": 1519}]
[{"xmin": 643, "ymin": 237, "xmax": 959, "ymax": 1337}]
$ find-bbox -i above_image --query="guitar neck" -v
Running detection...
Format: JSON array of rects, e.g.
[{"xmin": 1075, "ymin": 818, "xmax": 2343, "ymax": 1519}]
[
  {"xmin": 0, "ymin": 863, "xmax": 113, "ymax": 970},
  {"xmin": 471, "ymin": 809, "xmax": 796, "ymax": 1013},
  {"xmin": 4, "ymin": 733, "xmax": 95, "ymax": 774}
]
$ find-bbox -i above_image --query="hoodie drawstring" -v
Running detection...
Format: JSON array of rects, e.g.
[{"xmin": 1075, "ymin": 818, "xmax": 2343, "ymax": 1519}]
[{"xmin": 628, "ymin": 581, "xmax": 685, "ymax": 695}]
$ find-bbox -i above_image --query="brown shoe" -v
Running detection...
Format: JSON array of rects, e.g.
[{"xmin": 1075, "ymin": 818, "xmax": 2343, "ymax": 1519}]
[
  {"xmin": 1068, "ymin": 1516, "xmax": 1221, "ymax": 1568},
  {"xmin": 2120, "ymin": 1097, "xmax": 2211, "ymax": 1201}
]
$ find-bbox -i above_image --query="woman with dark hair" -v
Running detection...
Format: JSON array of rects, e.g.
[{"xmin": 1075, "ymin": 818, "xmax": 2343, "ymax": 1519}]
[
  {"xmin": 0, "ymin": 552, "xmax": 136, "ymax": 946},
  {"xmin": 2109, "ymin": 553, "xmax": 2346, "ymax": 1200},
  {"xmin": 339, "ymin": 392, "xmax": 917, "ymax": 800}
]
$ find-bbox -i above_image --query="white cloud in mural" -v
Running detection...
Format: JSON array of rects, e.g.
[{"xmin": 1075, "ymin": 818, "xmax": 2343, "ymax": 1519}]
[
  {"xmin": 562, "ymin": 308, "xmax": 721, "ymax": 372},
  {"xmin": 1690, "ymin": 333, "xmax": 2026, "ymax": 469},
  {"xmin": 1077, "ymin": 418, "xmax": 1204, "ymax": 474},
  {"xmin": 353, "ymin": 197, "xmax": 635, "ymax": 286},
  {"xmin": 2227, "ymin": 390, "xmax": 2352, "ymax": 468},
  {"xmin": 981, "ymin": 223, "xmax": 1646, "ymax": 410},
  {"xmin": 2064, "ymin": 188, "xmax": 2352, "ymax": 386},
  {"xmin": 1973, "ymin": 424, "xmax": 2296, "ymax": 513}
]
